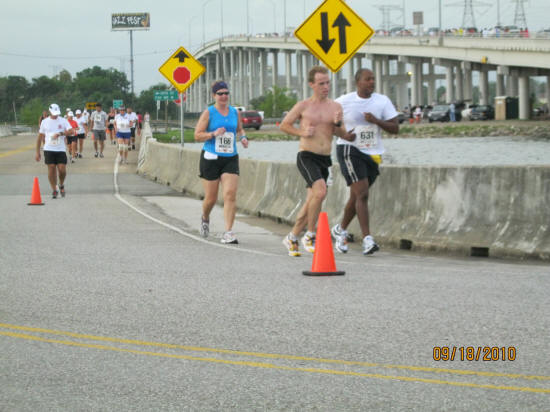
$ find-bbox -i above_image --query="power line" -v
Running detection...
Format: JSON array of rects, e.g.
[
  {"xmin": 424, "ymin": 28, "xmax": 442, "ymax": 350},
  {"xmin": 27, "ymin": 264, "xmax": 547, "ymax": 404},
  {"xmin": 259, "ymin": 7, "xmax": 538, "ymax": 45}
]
[{"xmin": 0, "ymin": 50, "xmax": 172, "ymax": 60}]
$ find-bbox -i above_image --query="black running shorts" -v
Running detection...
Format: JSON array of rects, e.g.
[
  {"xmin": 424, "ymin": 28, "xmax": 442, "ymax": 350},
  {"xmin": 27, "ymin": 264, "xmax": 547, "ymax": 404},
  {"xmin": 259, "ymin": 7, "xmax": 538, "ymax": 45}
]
[
  {"xmin": 67, "ymin": 135, "xmax": 78, "ymax": 144},
  {"xmin": 296, "ymin": 151, "xmax": 332, "ymax": 188},
  {"xmin": 199, "ymin": 150, "xmax": 240, "ymax": 181},
  {"xmin": 44, "ymin": 151, "xmax": 67, "ymax": 165},
  {"xmin": 336, "ymin": 144, "xmax": 379, "ymax": 187}
]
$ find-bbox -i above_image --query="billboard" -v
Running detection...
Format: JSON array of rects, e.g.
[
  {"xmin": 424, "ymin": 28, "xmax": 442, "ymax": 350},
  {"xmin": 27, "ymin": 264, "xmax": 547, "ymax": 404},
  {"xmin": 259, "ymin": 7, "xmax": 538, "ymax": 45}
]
[{"xmin": 111, "ymin": 13, "xmax": 150, "ymax": 31}]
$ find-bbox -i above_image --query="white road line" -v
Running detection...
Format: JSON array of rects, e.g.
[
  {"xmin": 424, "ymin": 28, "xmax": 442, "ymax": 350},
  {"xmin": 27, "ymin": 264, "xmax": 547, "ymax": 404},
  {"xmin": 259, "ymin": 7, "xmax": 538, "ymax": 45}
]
[{"xmin": 113, "ymin": 155, "xmax": 276, "ymax": 257}]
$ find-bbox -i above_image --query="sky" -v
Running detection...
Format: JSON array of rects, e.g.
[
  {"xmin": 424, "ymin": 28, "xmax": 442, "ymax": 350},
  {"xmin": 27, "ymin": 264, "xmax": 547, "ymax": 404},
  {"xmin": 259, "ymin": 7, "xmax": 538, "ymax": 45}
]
[{"xmin": 1, "ymin": 0, "xmax": 549, "ymax": 93}]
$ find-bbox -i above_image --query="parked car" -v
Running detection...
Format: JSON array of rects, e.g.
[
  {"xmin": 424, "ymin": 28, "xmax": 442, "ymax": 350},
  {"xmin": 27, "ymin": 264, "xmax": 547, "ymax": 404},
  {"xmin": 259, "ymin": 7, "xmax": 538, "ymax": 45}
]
[
  {"xmin": 469, "ymin": 105, "xmax": 495, "ymax": 120},
  {"xmin": 396, "ymin": 111, "xmax": 407, "ymax": 124},
  {"xmin": 461, "ymin": 104, "xmax": 478, "ymax": 120},
  {"xmin": 241, "ymin": 110, "xmax": 263, "ymax": 130},
  {"xmin": 427, "ymin": 104, "xmax": 462, "ymax": 122}
]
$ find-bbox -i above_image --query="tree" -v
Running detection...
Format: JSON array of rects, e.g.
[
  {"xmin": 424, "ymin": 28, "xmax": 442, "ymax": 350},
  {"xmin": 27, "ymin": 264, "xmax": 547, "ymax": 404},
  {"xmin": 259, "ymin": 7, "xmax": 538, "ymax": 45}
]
[
  {"xmin": 20, "ymin": 98, "xmax": 47, "ymax": 126},
  {"xmin": 0, "ymin": 76, "xmax": 29, "ymax": 122},
  {"xmin": 256, "ymin": 86, "xmax": 297, "ymax": 118}
]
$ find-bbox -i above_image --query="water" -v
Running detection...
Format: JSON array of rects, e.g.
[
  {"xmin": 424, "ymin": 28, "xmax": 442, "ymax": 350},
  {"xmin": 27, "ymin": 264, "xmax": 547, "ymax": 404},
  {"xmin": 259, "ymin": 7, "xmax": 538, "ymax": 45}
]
[{"xmin": 181, "ymin": 136, "xmax": 550, "ymax": 166}]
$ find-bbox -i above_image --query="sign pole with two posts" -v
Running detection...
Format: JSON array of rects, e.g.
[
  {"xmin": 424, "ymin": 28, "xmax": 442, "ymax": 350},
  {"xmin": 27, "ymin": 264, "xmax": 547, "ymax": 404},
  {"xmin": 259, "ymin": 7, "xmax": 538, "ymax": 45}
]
[
  {"xmin": 111, "ymin": 13, "xmax": 150, "ymax": 95},
  {"xmin": 159, "ymin": 47, "xmax": 205, "ymax": 146}
]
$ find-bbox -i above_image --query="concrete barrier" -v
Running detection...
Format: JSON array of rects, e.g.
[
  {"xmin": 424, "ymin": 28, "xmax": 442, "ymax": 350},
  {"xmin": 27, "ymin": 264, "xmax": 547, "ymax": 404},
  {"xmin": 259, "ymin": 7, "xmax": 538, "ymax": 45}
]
[
  {"xmin": 137, "ymin": 124, "xmax": 550, "ymax": 260},
  {"xmin": 0, "ymin": 126, "xmax": 12, "ymax": 137}
]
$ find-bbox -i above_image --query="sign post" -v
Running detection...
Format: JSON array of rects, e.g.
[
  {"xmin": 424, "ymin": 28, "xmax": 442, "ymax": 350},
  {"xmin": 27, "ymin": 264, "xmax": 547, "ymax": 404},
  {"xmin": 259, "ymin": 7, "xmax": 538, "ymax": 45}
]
[
  {"xmin": 294, "ymin": 0, "xmax": 374, "ymax": 72},
  {"xmin": 158, "ymin": 46, "xmax": 205, "ymax": 146},
  {"xmin": 111, "ymin": 13, "xmax": 150, "ymax": 95}
]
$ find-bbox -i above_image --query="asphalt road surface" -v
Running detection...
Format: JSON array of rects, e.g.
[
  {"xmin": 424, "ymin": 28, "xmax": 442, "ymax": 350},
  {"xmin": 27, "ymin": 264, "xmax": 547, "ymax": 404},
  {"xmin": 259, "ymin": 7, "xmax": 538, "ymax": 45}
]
[{"xmin": 1, "ymin": 133, "xmax": 549, "ymax": 411}]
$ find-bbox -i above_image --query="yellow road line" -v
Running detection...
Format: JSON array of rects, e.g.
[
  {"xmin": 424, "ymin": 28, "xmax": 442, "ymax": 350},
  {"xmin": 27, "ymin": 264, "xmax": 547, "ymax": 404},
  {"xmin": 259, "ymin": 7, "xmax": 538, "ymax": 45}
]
[
  {"xmin": 1, "ymin": 322, "xmax": 548, "ymax": 382},
  {"xmin": 1, "ymin": 330, "xmax": 549, "ymax": 394},
  {"xmin": 0, "ymin": 144, "xmax": 36, "ymax": 159}
]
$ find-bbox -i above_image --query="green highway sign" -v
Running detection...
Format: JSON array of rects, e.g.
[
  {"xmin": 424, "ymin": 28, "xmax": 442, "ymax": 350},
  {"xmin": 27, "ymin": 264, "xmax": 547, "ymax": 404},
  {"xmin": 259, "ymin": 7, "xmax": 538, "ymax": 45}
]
[
  {"xmin": 113, "ymin": 100, "xmax": 124, "ymax": 109},
  {"xmin": 154, "ymin": 90, "xmax": 179, "ymax": 101}
]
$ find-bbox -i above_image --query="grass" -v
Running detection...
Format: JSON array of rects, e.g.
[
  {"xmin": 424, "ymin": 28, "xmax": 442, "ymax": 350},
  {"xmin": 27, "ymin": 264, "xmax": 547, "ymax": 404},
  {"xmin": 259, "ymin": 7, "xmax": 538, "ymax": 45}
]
[{"xmin": 153, "ymin": 128, "xmax": 298, "ymax": 143}]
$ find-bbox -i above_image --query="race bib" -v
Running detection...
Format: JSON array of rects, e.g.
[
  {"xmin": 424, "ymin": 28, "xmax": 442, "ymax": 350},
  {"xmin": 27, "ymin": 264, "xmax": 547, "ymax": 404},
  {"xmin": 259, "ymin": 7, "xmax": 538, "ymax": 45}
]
[
  {"xmin": 214, "ymin": 132, "xmax": 234, "ymax": 154},
  {"xmin": 355, "ymin": 125, "xmax": 380, "ymax": 150},
  {"xmin": 46, "ymin": 132, "xmax": 60, "ymax": 146}
]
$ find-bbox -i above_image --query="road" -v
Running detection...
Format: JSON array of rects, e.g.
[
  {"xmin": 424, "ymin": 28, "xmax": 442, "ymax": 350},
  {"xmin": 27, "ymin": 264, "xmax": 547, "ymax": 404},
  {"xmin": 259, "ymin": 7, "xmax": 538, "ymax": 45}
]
[{"xmin": 1, "ymin": 133, "xmax": 549, "ymax": 411}]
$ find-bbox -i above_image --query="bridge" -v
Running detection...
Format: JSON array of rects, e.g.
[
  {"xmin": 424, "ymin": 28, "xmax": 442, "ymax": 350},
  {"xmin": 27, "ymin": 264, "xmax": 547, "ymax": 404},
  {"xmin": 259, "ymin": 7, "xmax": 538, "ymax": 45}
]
[{"xmin": 185, "ymin": 34, "xmax": 550, "ymax": 119}]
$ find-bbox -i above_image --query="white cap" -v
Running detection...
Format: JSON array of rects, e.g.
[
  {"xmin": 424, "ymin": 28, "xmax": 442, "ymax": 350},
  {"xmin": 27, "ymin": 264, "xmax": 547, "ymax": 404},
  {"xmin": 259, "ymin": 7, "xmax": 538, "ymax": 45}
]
[
  {"xmin": 49, "ymin": 103, "xmax": 61, "ymax": 115},
  {"xmin": 68, "ymin": 111, "xmax": 74, "ymax": 117},
  {"xmin": 75, "ymin": 109, "xmax": 82, "ymax": 115},
  {"xmin": 66, "ymin": 107, "xmax": 71, "ymax": 111}
]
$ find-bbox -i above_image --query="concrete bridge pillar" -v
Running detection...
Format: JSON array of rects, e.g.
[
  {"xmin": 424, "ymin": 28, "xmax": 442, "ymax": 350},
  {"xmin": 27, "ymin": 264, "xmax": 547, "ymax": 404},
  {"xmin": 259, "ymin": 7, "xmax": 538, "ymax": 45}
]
[
  {"xmin": 446, "ymin": 66, "xmax": 455, "ymax": 103},
  {"xmin": 198, "ymin": 70, "xmax": 204, "ymax": 111},
  {"xmin": 205, "ymin": 56, "xmax": 212, "ymax": 105},
  {"xmin": 243, "ymin": 51, "xmax": 249, "ymax": 107},
  {"xmin": 248, "ymin": 49, "xmax": 255, "ymax": 103},
  {"xmin": 518, "ymin": 73, "xmax": 530, "ymax": 120},
  {"xmin": 302, "ymin": 53, "xmax": 309, "ymax": 99},
  {"xmin": 346, "ymin": 61, "xmax": 353, "ymax": 93},
  {"xmin": 496, "ymin": 73, "xmax": 506, "ymax": 97},
  {"xmin": 296, "ymin": 52, "xmax": 303, "ymax": 100},
  {"xmin": 397, "ymin": 62, "xmax": 408, "ymax": 109},
  {"xmin": 271, "ymin": 50, "xmax": 279, "ymax": 89},
  {"xmin": 461, "ymin": 62, "xmax": 472, "ymax": 102},
  {"xmin": 455, "ymin": 65, "xmax": 464, "ymax": 102},
  {"xmin": 229, "ymin": 49, "xmax": 235, "ymax": 97},
  {"xmin": 507, "ymin": 70, "xmax": 519, "ymax": 97},
  {"xmin": 285, "ymin": 51, "xmax": 292, "ymax": 91},
  {"xmin": 259, "ymin": 50, "xmax": 267, "ymax": 96},
  {"xmin": 426, "ymin": 64, "xmax": 436, "ymax": 105},
  {"xmin": 479, "ymin": 69, "xmax": 489, "ymax": 105},
  {"xmin": 382, "ymin": 58, "xmax": 390, "ymax": 97},
  {"xmin": 215, "ymin": 52, "xmax": 220, "ymax": 80},
  {"xmin": 374, "ymin": 58, "xmax": 383, "ymax": 94},
  {"xmin": 411, "ymin": 61, "xmax": 423, "ymax": 106}
]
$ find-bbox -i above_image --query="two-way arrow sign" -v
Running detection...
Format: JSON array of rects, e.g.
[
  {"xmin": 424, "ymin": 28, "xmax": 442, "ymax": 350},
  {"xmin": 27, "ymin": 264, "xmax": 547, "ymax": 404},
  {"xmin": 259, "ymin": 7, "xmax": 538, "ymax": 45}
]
[
  {"xmin": 295, "ymin": 0, "xmax": 374, "ymax": 72},
  {"xmin": 317, "ymin": 12, "xmax": 351, "ymax": 54}
]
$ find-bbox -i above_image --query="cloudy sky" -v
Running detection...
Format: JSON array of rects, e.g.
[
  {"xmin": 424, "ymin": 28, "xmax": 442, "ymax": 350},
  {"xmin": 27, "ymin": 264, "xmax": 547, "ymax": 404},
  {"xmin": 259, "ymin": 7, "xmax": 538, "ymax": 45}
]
[{"xmin": 1, "ymin": 0, "xmax": 548, "ymax": 93}]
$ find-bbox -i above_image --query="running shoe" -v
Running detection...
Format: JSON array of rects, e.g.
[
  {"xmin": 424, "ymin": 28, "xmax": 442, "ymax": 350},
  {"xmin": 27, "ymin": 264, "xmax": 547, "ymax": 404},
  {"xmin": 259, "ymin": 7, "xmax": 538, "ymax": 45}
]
[
  {"xmin": 70, "ymin": 156, "xmax": 75, "ymax": 163},
  {"xmin": 221, "ymin": 231, "xmax": 238, "ymax": 244},
  {"xmin": 282, "ymin": 234, "xmax": 301, "ymax": 257},
  {"xmin": 363, "ymin": 235, "xmax": 379, "ymax": 255},
  {"xmin": 99, "ymin": 152, "xmax": 104, "ymax": 158},
  {"xmin": 78, "ymin": 153, "xmax": 82, "ymax": 158},
  {"xmin": 52, "ymin": 190, "xmax": 58, "ymax": 199},
  {"xmin": 200, "ymin": 217, "xmax": 209, "ymax": 238},
  {"xmin": 59, "ymin": 185, "xmax": 65, "ymax": 198},
  {"xmin": 94, "ymin": 152, "xmax": 99, "ymax": 158},
  {"xmin": 301, "ymin": 234, "xmax": 315, "ymax": 253},
  {"xmin": 331, "ymin": 224, "xmax": 348, "ymax": 253},
  {"xmin": 132, "ymin": 144, "xmax": 136, "ymax": 150}
]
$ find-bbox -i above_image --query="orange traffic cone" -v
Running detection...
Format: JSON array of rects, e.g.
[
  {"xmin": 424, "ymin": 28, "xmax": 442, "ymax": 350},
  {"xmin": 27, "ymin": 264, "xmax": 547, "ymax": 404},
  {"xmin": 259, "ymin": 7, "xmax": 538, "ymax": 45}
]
[
  {"xmin": 303, "ymin": 212, "xmax": 345, "ymax": 276},
  {"xmin": 28, "ymin": 177, "xmax": 45, "ymax": 206}
]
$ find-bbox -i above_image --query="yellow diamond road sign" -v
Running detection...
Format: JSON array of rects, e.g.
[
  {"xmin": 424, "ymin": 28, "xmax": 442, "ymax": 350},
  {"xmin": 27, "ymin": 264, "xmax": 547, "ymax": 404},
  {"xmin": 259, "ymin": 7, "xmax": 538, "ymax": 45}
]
[
  {"xmin": 159, "ymin": 46, "xmax": 205, "ymax": 93},
  {"xmin": 295, "ymin": 0, "xmax": 374, "ymax": 73}
]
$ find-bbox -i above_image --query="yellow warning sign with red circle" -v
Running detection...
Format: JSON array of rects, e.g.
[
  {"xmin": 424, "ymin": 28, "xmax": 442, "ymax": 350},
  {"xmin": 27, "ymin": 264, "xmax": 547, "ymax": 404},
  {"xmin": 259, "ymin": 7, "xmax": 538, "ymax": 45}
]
[{"xmin": 158, "ymin": 46, "xmax": 205, "ymax": 93}]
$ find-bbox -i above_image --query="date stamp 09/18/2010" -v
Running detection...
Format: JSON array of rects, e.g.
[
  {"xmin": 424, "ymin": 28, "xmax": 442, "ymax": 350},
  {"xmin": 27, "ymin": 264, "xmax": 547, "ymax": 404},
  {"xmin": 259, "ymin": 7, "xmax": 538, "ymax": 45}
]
[{"xmin": 433, "ymin": 346, "xmax": 517, "ymax": 362}]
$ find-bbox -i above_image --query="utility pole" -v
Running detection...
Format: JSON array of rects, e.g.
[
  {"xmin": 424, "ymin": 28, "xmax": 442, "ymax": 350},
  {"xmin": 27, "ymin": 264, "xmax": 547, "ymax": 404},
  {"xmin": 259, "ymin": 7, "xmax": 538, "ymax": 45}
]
[
  {"xmin": 374, "ymin": 4, "xmax": 402, "ymax": 31},
  {"xmin": 512, "ymin": 0, "xmax": 528, "ymax": 28},
  {"xmin": 447, "ymin": 0, "xmax": 491, "ymax": 28}
]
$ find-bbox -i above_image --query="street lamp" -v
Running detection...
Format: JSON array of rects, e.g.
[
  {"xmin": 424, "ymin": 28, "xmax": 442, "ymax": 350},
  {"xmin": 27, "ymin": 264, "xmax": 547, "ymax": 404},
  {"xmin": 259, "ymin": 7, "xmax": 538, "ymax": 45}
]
[
  {"xmin": 202, "ymin": 0, "xmax": 216, "ymax": 47},
  {"xmin": 202, "ymin": 0, "xmax": 224, "ymax": 48}
]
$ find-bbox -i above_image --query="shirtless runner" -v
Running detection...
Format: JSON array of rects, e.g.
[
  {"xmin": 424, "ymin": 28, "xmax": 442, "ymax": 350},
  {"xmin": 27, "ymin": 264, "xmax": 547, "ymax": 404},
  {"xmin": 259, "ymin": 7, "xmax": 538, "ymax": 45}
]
[{"xmin": 279, "ymin": 65, "xmax": 354, "ymax": 256}]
